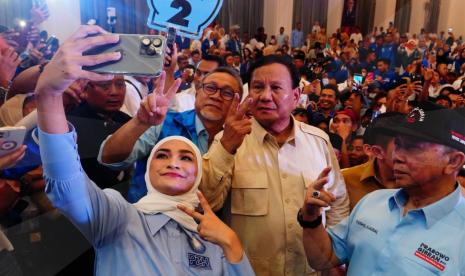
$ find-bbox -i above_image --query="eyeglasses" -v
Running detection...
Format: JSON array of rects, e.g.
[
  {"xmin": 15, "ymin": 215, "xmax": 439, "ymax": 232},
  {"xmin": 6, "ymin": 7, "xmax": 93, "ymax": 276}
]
[{"xmin": 201, "ymin": 83, "xmax": 236, "ymax": 101}]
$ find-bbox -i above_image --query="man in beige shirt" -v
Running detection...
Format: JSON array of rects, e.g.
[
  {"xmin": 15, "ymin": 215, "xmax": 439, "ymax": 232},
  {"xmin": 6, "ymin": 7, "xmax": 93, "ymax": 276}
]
[{"xmin": 201, "ymin": 55, "xmax": 349, "ymax": 275}]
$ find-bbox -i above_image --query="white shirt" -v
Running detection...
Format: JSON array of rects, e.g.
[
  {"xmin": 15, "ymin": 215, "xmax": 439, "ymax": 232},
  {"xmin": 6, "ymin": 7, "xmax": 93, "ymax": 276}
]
[
  {"xmin": 121, "ymin": 76, "xmax": 149, "ymax": 117},
  {"xmin": 350, "ymin": 32, "xmax": 363, "ymax": 45},
  {"xmin": 170, "ymin": 85, "xmax": 197, "ymax": 113},
  {"xmin": 277, "ymin": 34, "xmax": 287, "ymax": 46}
]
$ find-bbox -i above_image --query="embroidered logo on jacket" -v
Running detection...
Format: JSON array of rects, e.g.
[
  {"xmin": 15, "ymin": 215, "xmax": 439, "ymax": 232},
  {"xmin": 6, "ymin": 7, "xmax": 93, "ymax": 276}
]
[
  {"xmin": 188, "ymin": 253, "xmax": 212, "ymax": 270},
  {"xmin": 355, "ymin": 220, "xmax": 378, "ymax": 234},
  {"xmin": 414, "ymin": 243, "xmax": 450, "ymax": 271}
]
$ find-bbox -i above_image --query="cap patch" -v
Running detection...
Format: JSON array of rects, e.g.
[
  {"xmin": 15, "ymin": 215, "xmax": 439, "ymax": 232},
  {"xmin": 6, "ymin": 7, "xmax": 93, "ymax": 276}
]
[{"xmin": 406, "ymin": 107, "xmax": 425, "ymax": 123}]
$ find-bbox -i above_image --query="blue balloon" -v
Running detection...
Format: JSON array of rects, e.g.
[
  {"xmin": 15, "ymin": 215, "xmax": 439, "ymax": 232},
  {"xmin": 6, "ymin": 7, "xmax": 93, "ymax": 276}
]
[{"xmin": 147, "ymin": 0, "xmax": 223, "ymax": 39}]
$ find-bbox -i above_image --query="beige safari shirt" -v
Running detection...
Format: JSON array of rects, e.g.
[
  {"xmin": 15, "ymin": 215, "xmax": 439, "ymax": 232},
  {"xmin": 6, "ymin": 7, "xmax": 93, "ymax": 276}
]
[{"xmin": 201, "ymin": 118, "xmax": 349, "ymax": 276}]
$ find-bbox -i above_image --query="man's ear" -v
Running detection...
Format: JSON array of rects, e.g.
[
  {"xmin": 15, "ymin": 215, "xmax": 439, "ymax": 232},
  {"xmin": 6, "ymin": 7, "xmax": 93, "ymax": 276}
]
[
  {"xmin": 444, "ymin": 151, "xmax": 465, "ymax": 175},
  {"xmin": 363, "ymin": 144, "xmax": 372, "ymax": 157},
  {"xmin": 293, "ymin": 86, "xmax": 301, "ymax": 105},
  {"xmin": 371, "ymin": 145, "xmax": 385, "ymax": 160}
]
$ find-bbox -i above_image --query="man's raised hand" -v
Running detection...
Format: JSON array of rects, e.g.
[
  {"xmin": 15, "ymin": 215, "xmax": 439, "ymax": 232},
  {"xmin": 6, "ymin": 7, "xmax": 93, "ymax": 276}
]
[
  {"xmin": 302, "ymin": 167, "xmax": 336, "ymax": 221},
  {"xmin": 136, "ymin": 71, "xmax": 181, "ymax": 126},
  {"xmin": 220, "ymin": 94, "xmax": 253, "ymax": 154}
]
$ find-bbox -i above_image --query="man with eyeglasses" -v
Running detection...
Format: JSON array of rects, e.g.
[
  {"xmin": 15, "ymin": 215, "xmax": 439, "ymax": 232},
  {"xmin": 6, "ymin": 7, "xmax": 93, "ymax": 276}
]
[
  {"xmin": 98, "ymin": 67, "xmax": 244, "ymax": 202},
  {"xmin": 200, "ymin": 55, "xmax": 349, "ymax": 275},
  {"xmin": 170, "ymin": 54, "xmax": 225, "ymax": 112}
]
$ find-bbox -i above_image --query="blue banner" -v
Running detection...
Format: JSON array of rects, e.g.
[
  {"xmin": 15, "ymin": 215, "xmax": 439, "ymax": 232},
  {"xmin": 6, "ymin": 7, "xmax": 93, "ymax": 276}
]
[{"xmin": 147, "ymin": 0, "xmax": 224, "ymax": 39}]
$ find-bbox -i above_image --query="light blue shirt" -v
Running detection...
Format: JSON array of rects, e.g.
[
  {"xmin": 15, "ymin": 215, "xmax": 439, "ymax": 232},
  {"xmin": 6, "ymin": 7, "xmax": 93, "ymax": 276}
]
[
  {"xmin": 328, "ymin": 187, "xmax": 465, "ymax": 275},
  {"xmin": 98, "ymin": 110, "xmax": 208, "ymax": 171},
  {"xmin": 39, "ymin": 127, "xmax": 254, "ymax": 276},
  {"xmin": 291, "ymin": 29, "xmax": 303, "ymax": 48}
]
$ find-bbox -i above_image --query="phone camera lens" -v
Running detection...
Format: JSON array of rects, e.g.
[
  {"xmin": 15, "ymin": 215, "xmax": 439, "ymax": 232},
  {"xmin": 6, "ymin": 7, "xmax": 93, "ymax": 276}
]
[
  {"xmin": 141, "ymin": 38, "xmax": 151, "ymax": 47},
  {"xmin": 152, "ymin": 38, "xmax": 162, "ymax": 47},
  {"xmin": 146, "ymin": 44, "xmax": 157, "ymax": 56}
]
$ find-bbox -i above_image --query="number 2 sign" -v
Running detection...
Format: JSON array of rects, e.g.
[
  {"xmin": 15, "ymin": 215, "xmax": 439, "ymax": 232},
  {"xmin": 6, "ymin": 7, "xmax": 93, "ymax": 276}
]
[{"xmin": 147, "ymin": 0, "xmax": 224, "ymax": 39}]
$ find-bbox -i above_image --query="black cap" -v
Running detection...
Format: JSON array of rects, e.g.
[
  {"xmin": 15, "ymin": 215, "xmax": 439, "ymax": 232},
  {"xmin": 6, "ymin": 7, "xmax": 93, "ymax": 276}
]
[
  {"xmin": 363, "ymin": 112, "xmax": 404, "ymax": 145},
  {"xmin": 380, "ymin": 102, "xmax": 465, "ymax": 153}
]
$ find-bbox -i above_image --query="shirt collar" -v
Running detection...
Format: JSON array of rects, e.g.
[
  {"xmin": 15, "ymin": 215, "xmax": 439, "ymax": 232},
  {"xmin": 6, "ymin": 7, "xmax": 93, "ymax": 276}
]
[
  {"xmin": 388, "ymin": 184, "xmax": 462, "ymax": 229},
  {"xmin": 145, "ymin": 213, "xmax": 171, "ymax": 236},
  {"xmin": 360, "ymin": 158, "xmax": 383, "ymax": 185},
  {"xmin": 252, "ymin": 117, "xmax": 297, "ymax": 146},
  {"xmin": 194, "ymin": 115, "xmax": 206, "ymax": 137},
  {"xmin": 359, "ymin": 159, "xmax": 376, "ymax": 181},
  {"xmin": 422, "ymin": 185, "xmax": 462, "ymax": 228}
]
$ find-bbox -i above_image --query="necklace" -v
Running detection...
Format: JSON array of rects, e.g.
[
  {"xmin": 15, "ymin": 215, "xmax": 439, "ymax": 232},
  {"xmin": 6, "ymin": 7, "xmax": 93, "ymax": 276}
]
[{"xmin": 180, "ymin": 227, "xmax": 206, "ymax": 254}]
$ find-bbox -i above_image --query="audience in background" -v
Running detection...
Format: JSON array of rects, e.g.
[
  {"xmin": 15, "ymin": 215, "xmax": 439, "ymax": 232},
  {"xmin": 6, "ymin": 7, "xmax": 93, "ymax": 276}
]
[{"xmin": 1, "ymin": 6, "xmax": 465, "ymax": 275}]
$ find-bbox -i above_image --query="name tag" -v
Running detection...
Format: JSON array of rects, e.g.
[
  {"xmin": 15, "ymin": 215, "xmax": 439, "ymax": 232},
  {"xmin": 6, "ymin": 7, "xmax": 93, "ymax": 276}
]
[{"xmin": 188, "ymin": 253, "xmax": 212, "ymax": 270}]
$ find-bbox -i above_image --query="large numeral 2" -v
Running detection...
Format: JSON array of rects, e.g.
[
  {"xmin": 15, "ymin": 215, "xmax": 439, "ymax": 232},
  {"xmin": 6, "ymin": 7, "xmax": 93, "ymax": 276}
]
[{"xmin": 167, "ymin": 0, "xmax": 192, "ymax": 27}]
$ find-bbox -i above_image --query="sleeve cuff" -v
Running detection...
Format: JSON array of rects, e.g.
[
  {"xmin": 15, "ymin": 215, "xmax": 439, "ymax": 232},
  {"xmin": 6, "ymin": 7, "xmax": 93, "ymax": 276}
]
[
  {"xmin": 226, "ymin": 252, "xmax": 255, "ymax": 275},
  {"xmin": 38, "ymin": 125, "xmax": 82, "ymax": 180},
  {"xmin": 327, "ymin": 222, "xmax": 349, "ymax": 264}
]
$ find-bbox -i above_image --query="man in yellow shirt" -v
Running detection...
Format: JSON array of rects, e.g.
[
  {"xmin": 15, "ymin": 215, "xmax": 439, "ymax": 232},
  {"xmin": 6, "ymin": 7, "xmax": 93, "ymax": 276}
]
[
  {"xmin": 342, "ymin": 113, "xmax": 402, "ymax": 209},
  {"xmin": 201, "ymin": 55, "xmax": 349, "ymax": 275}
]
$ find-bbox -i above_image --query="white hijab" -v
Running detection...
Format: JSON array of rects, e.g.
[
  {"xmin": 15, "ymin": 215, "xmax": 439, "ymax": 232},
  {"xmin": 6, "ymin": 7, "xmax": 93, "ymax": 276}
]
[{"xmin": 133, "ymin": 136, "xmax": 202, "ymax": 232}]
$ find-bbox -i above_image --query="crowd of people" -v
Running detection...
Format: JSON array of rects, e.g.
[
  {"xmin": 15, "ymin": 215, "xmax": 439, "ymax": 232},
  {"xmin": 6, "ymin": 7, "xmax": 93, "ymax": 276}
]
[{"xmin": 0, "ymin": 4, "xmax": 465, "ymax": 275}]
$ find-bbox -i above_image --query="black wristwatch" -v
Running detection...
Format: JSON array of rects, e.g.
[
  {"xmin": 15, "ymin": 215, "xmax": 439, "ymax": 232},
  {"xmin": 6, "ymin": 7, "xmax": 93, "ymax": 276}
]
[{"xmin": 297, "ymin": 209, "xmax": 322, "ymax": 229}]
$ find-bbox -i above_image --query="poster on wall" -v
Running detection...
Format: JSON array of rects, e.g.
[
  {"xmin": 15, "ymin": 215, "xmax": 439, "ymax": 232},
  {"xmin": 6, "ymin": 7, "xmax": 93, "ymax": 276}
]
[
  {"xmin": 147, "ymin": 0, "xmax": 223, "ymax": 39},
  {"xmin": 341, "ymin": 0, "xmax": 356, "ymax": 32}
]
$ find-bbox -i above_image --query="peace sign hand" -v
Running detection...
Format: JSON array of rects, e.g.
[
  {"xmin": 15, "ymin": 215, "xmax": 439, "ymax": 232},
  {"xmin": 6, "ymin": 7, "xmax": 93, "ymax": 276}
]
[
  {"xmin": 178, "ymin": 191, "xmax": 244, "ymax": 263},
  {"xmin": 302, "ymin": 167, "xmax": 336, "ymax": 221},
  {"xmin": 220, "ymin": 95, "xmax": 254, "ymax": 154},
  {"xmin": 136, "ymin": 71, "xmax": 182, "ymax": 126}
]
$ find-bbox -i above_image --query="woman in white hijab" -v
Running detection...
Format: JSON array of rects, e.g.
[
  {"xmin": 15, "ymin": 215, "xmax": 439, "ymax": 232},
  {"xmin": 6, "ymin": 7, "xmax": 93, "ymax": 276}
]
[
  {"xmin": 41, "ymin": 134, "xmax": 254, "ymax": 275},
  {"xmin": 35, "ymin": 25, "xmax": 254, "ymax": 275}
]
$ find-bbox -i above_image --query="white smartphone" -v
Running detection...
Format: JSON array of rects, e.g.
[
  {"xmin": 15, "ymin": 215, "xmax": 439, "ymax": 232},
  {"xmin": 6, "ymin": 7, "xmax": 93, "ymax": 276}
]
[{"xmin": 0, "ymin": 126, "xmax": 27, "ymax": 157}]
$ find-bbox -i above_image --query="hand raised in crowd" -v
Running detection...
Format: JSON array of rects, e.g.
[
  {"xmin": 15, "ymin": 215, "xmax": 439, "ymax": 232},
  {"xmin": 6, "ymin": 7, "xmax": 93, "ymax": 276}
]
[
  {"xmin": 332, "ymin": 122, "xmax": 351, "ymax": 142},
  {"xmin": 35, "ymin": 25, "xmax": 121, "ymax": 96},
  {"xmin": 410, "ymin": 80, "xmax": 423, "ymax": 96},
  {"xmin": 0, "ymin": 47, "xmax": 20, "ymax": 87},
  {"xmin": 63, "ymin": 79, "xmax": 88, "ymax": 109},
  {"xmin": 0, "ymin": 145, "xmax": 27, "ymax": 170},
  {"xmin": 163, "ymin": 43, "xmax": 178, "ymax": 73},
  {"xmin": 136, "ymin": 71, "xmax": 182, "ymax": 126},
  {"xmin": 423, "ymin": 68, "xmax": 434, "ymax": 82},
  {"xmin": 386, "ymin": 85, "xmax": 410, "ymax": 114},
  {"xmin": 30, "ymin": 2, "xmax": 50, "ymax": 26},
  {"xmin": 301, "ymin": 167, "xmax": 336, "ymax": 221},
  {"xmin": 178, "ymin": 191, "xmax": 244, "ymax": 263},
  {"xmin": 0, "ymin": 30, "xmax": 20, "ymax": 49},
  {"xmin": 220, "ymin": 95, "xmax": 254, "ymax": 154},
  {"xmin": 28, "ymin": 47, "xmax": 46, "ymax": 65},
  {"xmin": 26, "ymin": 24, "xmax": 41, "ymax": 45}
]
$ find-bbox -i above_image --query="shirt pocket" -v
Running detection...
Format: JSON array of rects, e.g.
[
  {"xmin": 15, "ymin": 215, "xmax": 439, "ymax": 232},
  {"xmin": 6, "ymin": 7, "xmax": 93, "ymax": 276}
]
[
  {"xmin": 401, "ymin": 256, "xmax": 441, "ymax": 275},
  {"xmin": 231, "ymin": 170, "xmax": 268, "ymax": 216}
]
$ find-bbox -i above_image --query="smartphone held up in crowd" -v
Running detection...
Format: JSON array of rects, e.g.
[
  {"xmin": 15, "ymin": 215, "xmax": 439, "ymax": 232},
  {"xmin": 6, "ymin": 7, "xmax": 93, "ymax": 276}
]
[{"xmin": 83, "ymin": 34, "xmax": 168, "ymax": 76}]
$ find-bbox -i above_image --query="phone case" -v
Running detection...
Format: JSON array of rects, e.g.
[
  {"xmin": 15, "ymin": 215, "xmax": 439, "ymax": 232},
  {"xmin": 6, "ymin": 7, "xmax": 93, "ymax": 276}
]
[
  {"xmin": 0, "ymin": 126, "xmax": 27, "ymax": 157},
  {"xmin": 83, "ymin": 34, "xmax": 166, "ymax": 76}
]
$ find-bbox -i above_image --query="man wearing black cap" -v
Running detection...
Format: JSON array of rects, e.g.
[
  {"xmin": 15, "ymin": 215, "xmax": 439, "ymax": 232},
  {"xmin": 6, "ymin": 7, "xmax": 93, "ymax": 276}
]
[{"xmin": 300, "ymin": 102, "xmax": 465, "ymax": 274}]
